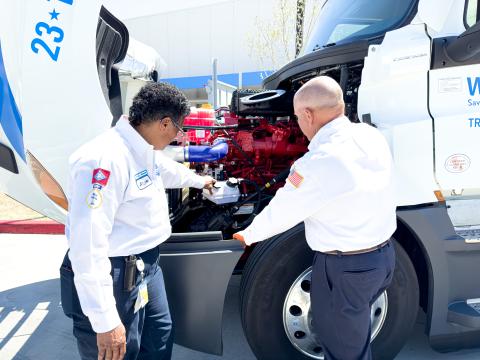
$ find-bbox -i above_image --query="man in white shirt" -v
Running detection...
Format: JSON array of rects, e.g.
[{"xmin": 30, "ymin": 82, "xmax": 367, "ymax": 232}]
[
  {"xmin": 234, "ymin": 76, "xmax": 396, "ymax": 360},
  {"xmin": 60, "ymin": 82, "xmax": 215, "ymax": 360}
]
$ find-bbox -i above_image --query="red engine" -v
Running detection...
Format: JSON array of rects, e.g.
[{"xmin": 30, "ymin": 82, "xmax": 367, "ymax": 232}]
[
  {"xmin": 179, "ymin": 109, "xmax": 308, "ymax": 186},
  {"xmin": 170, "ymin": 110, "xmax": 308, "ymax": 233},
  {"xmin": 190, "ymin": 110, "xmax": 309, "ymax": 185}
]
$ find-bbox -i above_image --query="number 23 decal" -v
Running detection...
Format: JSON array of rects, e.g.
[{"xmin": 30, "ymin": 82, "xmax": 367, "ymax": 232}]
[{"xmin": 30, "ymin": 22, "xmax": 65, "ymax": 62}]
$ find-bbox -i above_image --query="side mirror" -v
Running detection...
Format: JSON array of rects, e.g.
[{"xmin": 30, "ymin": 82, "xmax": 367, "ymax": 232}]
[
  {"xmin": 445, "ymin": 21, "xmax": 480, "ymax": 62},
  {"xmin": 432, "ymin": 21, "xmax": 480, "ymax": 69}
]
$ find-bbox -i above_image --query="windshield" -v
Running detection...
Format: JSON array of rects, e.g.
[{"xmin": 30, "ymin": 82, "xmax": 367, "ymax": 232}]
[{"xmin": 303, "ymin": 0, "xmax": 418, "ymax": 54}]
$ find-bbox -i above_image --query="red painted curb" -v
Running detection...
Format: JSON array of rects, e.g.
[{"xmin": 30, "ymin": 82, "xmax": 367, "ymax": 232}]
[{"xmin": 0, "ymin": 219, "xmax": 65, "ymax": 234}]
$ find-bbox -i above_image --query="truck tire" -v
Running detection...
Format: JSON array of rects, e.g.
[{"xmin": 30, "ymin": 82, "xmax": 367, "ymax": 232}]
[{"xmin": 240, "ymin": 225, "xmax": 419, "ymax": 360}]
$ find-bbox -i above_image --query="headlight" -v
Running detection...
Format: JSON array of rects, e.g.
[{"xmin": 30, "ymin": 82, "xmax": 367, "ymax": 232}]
[{"xmin": 26, "ymin": 151, "xmax": 68, "ymax": 211}]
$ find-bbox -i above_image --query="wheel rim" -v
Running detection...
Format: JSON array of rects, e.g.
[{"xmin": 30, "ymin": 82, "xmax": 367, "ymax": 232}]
[{"xmin": 283, "ymin": 267, "xmax": 388, "ymax": 359}]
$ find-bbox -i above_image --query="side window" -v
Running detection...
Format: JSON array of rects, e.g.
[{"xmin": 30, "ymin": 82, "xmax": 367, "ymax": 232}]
[{"xmin": 465, "ymin": 0, "xmax": 479, "ymax": 28}]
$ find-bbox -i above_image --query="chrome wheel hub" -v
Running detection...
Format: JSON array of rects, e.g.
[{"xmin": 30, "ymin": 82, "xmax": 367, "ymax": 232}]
[{"xmin": 283, "ymin": 267, "xmax": 388, "ymax": 359}]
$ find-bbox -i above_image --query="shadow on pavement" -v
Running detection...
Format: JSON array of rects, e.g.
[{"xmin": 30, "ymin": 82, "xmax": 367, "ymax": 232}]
[
  {"xmin": 0, "ymin": 275, "xmax": 254, "ymax": 360},
  {"xmin": 0, "ymin": 279, "xmax": 78, "ymax": 360},
  {"xmin": 1, "ymin": 276, "xmax": 479, "ymax": 359}
]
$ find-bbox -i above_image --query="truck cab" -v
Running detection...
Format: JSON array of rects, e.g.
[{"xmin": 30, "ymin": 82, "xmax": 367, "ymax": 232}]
[{"xmin": 233, "ymin": 0, "xmax": 480, "ymax": 358}]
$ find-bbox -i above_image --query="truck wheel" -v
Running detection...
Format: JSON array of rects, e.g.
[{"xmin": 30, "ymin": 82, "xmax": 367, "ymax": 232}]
[{"xmin": 240, "ymin": 225, "xmax": 419, "ymax": 360}]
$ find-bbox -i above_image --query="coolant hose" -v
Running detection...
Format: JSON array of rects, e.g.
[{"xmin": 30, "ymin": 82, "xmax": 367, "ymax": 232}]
[{"xmin": 163, "ymin": 140, "xmax": 229, "ymax": 162}]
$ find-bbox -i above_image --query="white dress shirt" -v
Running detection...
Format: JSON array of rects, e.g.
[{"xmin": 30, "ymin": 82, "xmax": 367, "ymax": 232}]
[
  {"xmin": 238, "ymin": 116, "xmax": 397, "ymax": 252},
  {"xmin": 65, "ymin": 116, "xmax": 205, "ymax": 333}
]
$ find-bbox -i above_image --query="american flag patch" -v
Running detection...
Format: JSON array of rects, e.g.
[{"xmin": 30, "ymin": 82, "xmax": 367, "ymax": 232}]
[{"xmin": 287, "ymin": 170, "xmax": 304, "ymax": 188}]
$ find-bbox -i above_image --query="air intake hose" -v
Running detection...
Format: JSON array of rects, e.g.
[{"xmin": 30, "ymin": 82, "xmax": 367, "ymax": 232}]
[{"xmin": 163, "ymin": 140, "xmax": 228, "ymax": 163}]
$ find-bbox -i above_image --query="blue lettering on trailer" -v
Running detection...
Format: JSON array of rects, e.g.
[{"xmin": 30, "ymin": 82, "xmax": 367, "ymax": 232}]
[
  {"xmin": 30, "ymin": 0, "xmax": 73, "ymax": 62},
  {"xmin": 0, "ymin": 42, "xmax": 25, "ymax": 161}
]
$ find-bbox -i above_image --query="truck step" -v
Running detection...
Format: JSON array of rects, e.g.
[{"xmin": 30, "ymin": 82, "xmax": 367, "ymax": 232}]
[
  {"xmin": 454, "ymin": 225, "xmax": 480, "ymax": 243},
  {"xmin": 447, "ymin": 198, "xmax": 480, "ymax": 243},
  {"xmin": 448, "ymin": 299, "xmax": 480, "ymax": 328}
]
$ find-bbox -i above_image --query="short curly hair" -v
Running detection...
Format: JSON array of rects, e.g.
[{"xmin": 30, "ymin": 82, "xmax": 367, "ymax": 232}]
[{"xmin": 129, "ymin": 82, "xmax": 190, "ymax": 126}]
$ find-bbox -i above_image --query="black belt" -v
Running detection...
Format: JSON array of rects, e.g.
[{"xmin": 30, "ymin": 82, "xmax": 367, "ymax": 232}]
[{"xmin": 322, "ymin": 239, "xmax": 391, "ymax": 256}]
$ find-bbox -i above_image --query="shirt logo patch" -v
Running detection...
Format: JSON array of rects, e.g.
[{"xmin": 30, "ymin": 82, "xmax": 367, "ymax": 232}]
[
  {"xmin": 86, "ymin": 189, "xmax": 103, "ymax": 209},
  {"xmin": 135, "ymin": 170, "xmax": 152, "ymax": 190},
  {"xmin": 287, "ymin": 169, "xmax": 304, "ymax": 188},
  {"xmin": 92, "ymin": 168, "xmax": 111, "ymax": 187}
]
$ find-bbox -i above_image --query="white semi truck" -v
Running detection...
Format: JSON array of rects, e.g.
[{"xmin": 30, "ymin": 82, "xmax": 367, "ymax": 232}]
[{"xmin": 1, "ymin": 0, "xmax": 480, "ymax": 359}]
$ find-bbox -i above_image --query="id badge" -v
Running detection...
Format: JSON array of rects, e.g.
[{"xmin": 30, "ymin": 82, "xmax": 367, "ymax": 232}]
[{"xmin": 134, "ymin": 281, "xmax": 149, "ymax": 313}]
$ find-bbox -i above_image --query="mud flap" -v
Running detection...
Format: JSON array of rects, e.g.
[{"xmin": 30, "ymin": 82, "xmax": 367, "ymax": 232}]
[{"xmin": 159, "ymin": 234, "xmax": 243, "ymax": 355}]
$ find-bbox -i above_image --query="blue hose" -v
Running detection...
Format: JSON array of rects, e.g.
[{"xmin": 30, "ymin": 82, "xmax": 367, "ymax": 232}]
[{"xmin": 186, "ymin": 140, "xmax": 229, "ymax": 162}]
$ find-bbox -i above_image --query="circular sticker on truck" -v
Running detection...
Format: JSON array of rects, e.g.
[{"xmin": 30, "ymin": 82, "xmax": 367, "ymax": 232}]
[{"xmin": 445, "ymin": 154, "xmax": 471, "ymax": 173}]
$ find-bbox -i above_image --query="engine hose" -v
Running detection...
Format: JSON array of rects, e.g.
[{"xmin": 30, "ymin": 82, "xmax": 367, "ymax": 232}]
[
  {"xmin": 232, "ymin": 168, "xmax": 290, "ymax": 229},
  {"xmin": 183, "ymin": 124, "xmax": 238, "ymax": 130},
  {"xmin": 226, "ymin": 134, "xmax": 267, "ymax": 183},
  {"xmin": 186, "ymin": 141, "xmax": 228, "ymax": 162},
  {"xmin": 263, "ymin": 168, "xmax": 290, "ymax": 189},
  {"xmin": 163, "ymin": 140, "xmax": 228, "ymax": 162},
  {"xmin": 234, "ymin": 167, "xmax": 290, "ymax": 209}
]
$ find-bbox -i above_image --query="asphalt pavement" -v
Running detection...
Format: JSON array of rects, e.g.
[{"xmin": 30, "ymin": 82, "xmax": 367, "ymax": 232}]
[{"xmin": 0, "ymin": 234, "xmax": 479, "ymax": 360}]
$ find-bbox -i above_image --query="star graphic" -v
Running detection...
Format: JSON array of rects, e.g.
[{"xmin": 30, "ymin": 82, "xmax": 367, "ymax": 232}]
[{"xmin": 49, "ymin": 9, "xmax": 60, "ymax": 20}]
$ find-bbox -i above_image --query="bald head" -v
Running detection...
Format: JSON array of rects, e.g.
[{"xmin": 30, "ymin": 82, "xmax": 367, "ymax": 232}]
[
  {"xmin": 294, "ymin": 76, "xmax": 345, "ymax": 113},
  {"xmin": 293, "ymin": 76, "xmax": 345, "ymax": 140}
]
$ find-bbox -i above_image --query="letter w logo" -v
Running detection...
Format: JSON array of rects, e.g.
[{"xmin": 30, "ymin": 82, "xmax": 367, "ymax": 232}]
[{"xmin": 467, "ymin": 77, "xmax": 480, "ymax": 96}]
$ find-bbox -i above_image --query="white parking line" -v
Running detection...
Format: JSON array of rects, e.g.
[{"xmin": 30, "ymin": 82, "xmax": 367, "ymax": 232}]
[{"xmin": 0, "ymin": 303, "xmax": 49, "ymax": 360}]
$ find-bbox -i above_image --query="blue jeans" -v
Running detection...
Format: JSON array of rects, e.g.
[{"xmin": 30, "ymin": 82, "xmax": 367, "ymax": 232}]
[
  {"xmin": 311, "ymin": 241, "xmax": 395, "ymax": 360},
  {"xmin": 60, "ymin": 246, "xmax": 173, "ymax": 360}
]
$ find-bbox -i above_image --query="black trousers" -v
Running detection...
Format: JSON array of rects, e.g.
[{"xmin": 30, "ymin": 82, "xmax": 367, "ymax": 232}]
[
  {"xmin": 311, "ymin": 242, "xmax": 395, "ymax": 360},
  {"xmin": 60, "ymin": 246, "xmax": 173, "ymax": 360}
]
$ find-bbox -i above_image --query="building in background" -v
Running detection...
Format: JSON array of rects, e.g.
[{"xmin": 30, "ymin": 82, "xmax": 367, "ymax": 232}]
[{"xmin": 103, "ymin": 0, "xmax": 302, "ymax": 106}]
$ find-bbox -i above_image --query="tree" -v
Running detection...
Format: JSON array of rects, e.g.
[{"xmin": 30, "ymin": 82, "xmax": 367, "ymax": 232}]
[
  {"xmin": 296, "ymin": 0, "xmax": 306, "ymax": 57},
  {"xmin": 247, "ymin": 0, "xmax": 322, "ymax": 72}
]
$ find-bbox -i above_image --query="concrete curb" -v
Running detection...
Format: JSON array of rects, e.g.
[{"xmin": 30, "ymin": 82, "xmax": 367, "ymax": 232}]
[{"xmin": 0, "ymin": 220, "xmax": 65, "ymax": 234}]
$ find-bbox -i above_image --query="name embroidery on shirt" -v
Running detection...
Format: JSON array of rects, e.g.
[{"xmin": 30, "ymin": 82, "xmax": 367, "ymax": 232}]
[
  {"xmin": 135, "ymin": 170, "xmax": 152, "ymax": 190},
  {"xmin": 287, "ymin": 169, "xmax": 304, "ymax": 188}
]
